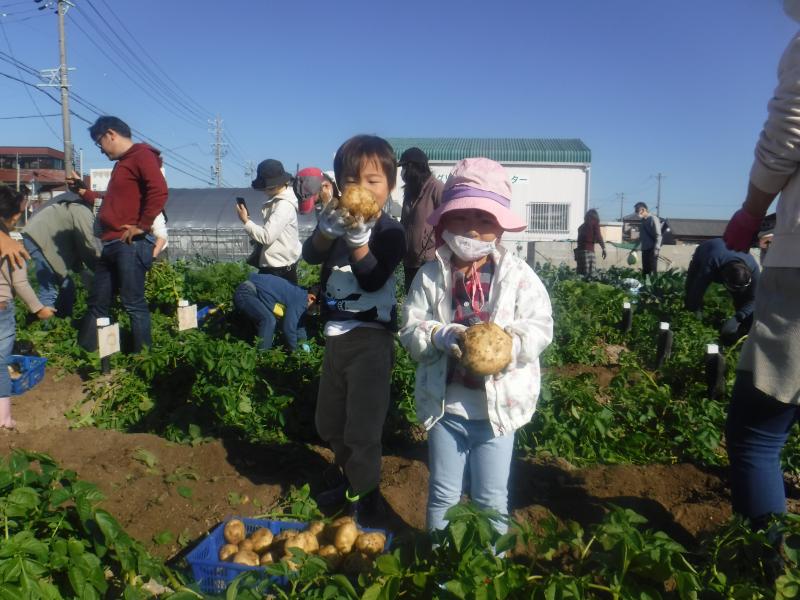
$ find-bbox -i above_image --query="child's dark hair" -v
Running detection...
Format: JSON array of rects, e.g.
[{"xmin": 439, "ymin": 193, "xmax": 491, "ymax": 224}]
[
  {"xmin": 0, "ymin": 186, "xmax": 24, "ymax": 220},
  {"xmin": 89, "ymin": 115, "xmax": 132, "ymax": 141},
  {"xmin": 333, "ymin": 135, "xmax": 397, "ymax": 191}
]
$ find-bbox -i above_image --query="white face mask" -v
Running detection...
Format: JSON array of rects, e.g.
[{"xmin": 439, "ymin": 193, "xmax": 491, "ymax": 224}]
[
  {"xmin": 785, "ymin": 0, "xmax": 800, "ymax": 22},
  {"xmin": 442, "ymin": 230, "xmax": 496, "ymax": 262}
]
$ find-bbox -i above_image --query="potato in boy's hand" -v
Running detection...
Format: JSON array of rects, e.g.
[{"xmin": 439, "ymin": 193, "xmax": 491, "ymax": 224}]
[
  {"xmin": 336, "ymin": 185, "xmax": 381, "ymax": 227},
  {"xmin": 460, "ymin": 322, "xmax": 513, "ymax": 376}
]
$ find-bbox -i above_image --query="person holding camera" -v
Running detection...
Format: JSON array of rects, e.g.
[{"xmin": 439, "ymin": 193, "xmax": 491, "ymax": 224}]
[{"xmin": 235, "ymin": 159, "xmax": 301, "ymax": 284}]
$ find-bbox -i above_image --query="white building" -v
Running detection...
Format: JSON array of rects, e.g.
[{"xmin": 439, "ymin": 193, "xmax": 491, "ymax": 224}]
[{"xmin": 388, "ymin": 137, "xmax": 591, "ymax": 254}]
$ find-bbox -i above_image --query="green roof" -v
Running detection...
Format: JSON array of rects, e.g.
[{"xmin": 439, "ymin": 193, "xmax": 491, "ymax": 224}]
[{"xmin": 387, "ymin": 137, "xmax": 591, "ymax": 165}]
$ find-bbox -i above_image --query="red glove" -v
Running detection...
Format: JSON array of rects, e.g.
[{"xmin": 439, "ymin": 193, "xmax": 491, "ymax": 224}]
[{"xmin": 723, "ymin": 209, "xmax": 762, "ymax": 252}]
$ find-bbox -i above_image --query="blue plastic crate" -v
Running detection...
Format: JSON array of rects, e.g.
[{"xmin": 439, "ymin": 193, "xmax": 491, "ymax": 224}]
[
  {"xmin": 185, "ymin": 517, "xmax": 392, "ymax": 595},
  {"xmin": 8, "ymin": 355, "xmax": 47, "ymax": 396}
]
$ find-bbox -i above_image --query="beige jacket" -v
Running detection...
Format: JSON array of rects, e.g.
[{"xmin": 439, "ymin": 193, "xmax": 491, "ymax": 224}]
[
  {"xmin": 750, "ymin": 32, "xmax": 800, "ymax": 268},
  {"xmin": 243, "ymin": 187, "xmax": 302, "ymax": 268},
  {"xmin": 0, "ymin": 260, "xmax": 44, "ymax": 313}
]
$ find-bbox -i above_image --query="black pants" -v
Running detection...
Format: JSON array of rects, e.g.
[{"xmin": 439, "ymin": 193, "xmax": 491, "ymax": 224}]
[
  {"xmin": 642, "ymin": 249, "xmax": 658, "ymax": 276},
  {"xmin": 258, "ymin": 262, "xmax": 298, "ymax": 284}
]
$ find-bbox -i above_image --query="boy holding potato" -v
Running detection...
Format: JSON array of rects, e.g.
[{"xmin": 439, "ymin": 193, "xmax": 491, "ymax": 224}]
[{"xmin": 302, "ymin": 135, "xmax": 405, "ymax": 522}]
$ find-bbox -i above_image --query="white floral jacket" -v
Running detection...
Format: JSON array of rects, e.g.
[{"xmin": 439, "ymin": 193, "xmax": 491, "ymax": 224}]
[{"xmin": 399, "ymin": 245, "xmax": 553, "ymax": 437}]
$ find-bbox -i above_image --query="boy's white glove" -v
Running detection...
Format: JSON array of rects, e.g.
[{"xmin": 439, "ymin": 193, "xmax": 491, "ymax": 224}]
[
  {"xmin": 317, "ymin": 202, "xmax": 348, "ymax": 239},
  {"xmin": 432, "ymin": 323, "xmax": 467, "ymax": 358},
  {"xmin": 344, "ymin": 217, "xmax": 377, "ymax": 248}
]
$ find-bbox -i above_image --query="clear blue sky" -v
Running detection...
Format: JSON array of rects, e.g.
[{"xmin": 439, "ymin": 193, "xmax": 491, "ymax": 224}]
[{"xmin": 0, "ymin": 0, "xmax": 795, "ymax": 219}]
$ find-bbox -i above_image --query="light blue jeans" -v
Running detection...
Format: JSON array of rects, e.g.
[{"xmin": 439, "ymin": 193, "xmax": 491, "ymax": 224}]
[
  {"xmin": 427, "ymin": 413, "xmax": 515, "ymax": 533},
  {"xmin": 0, "ymin": 304, "xmax": 17, "ymax": 397}
]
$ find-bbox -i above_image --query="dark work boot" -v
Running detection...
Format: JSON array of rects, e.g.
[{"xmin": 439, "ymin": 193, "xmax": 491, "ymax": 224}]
[
  {"xmin": 346, "ymin": 488, "xmax": 387, "ymax": 527},
  {"xmin": 316, "ymin": 467, "xmax": 349, "ymax": 508}
]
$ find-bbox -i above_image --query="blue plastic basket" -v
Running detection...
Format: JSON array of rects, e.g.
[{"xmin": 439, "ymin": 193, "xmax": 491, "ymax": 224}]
[
  {"xmin": 185, "ymin": 517, "xmax": 391, "ymax": 594},
  {"xmin": 8, "ymin": 355, "xmax": 47, "ymax": 396}
]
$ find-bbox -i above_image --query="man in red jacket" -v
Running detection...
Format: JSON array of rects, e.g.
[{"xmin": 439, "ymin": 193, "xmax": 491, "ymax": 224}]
[{"xmin": 67, "ymin": 116, "xmax": 168, "ymax": 352}]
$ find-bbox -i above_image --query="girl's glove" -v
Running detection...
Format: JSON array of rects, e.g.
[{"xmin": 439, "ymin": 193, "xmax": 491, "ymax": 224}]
[
  {"xmin": 344, "ymin": 217, "xmax": 377, "ymax": 248},
  {"xmin": 317, "ymin": 202, "xmax": 348, "ymax": 239},
  {"xmin": 432, "ymin": 323, "xmax": 467, "ymax": 358}
]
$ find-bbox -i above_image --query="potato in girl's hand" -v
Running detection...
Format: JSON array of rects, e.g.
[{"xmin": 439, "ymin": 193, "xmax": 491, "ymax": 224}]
[
  {"xmin": 460, "ymin": 322, "xmax": 513, "ymax": 376},
  {"xmin": 336, "ymin": 185, "xmax": 381, "ymax": 226}
]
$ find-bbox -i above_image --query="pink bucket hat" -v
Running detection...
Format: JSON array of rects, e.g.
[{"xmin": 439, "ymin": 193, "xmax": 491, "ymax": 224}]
[{"xmin": 427, "ymin": 157, "xmax": 527, "ymax": 232}]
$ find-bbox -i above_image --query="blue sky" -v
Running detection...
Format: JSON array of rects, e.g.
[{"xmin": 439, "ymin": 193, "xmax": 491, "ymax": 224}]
[{"xmin": 0, "ymin": 0, "xmax": 795, "ymax": 219}]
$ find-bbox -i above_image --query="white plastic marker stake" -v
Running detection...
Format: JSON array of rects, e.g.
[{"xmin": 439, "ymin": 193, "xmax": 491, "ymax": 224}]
[
  {"xmin": 621, "ymin": 301, "xmax": 633, "ymax": 333},
  {"xmin": 655, "ymin": 322, "xmax": 673, "ymax": 370},
  {"xmin": 705, "ymin": 343, "xmax": 726, "ymax": 400},
  {"xmin": 97, "ymin": 317, "xmax": 120, "ymax": 374},
  {"xmin": 177, "ymin": 298, "xmax": 198, "ymax": 331}
]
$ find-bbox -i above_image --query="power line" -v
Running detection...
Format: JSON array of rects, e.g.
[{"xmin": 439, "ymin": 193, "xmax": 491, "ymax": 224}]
[
  {"xmin": 0, "ymin": 113, "xmax": 60, "ymax": 119},
  {"xmin": 81, "ymin": 0, "xmax": 210, "ymax": 123},
  {"xmin": 94, "ymin": 0, "xmax": 213, "ymax": 121},
  {"xmin": 67, "ymin": 6, "xmax": 208, "ymax": 130},
  {"xmin": 0, "ymin": 22, "xmax": 62, "ymax": 141}
]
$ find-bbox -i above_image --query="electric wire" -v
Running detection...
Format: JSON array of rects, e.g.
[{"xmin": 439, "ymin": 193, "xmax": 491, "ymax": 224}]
[
  {"xmin": 81, "ymin": 0, "xmax": 210, "ymax": 124},
  {"xmin": 67, "ymin": 6, "xmax": 208, "ymax": 130},
  {"xmin": 94, "ymin": 0, "xmax": 213, "ymax": 121},
  {"xmin": 0, "ymin": 21, "xmax": 61, "ymax": 140}
]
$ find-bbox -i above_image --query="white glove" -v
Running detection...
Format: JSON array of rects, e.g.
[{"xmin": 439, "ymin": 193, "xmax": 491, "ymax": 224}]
[
  {"xmin": 317, "ymin": 202, "xmax": 348, "ymax": 239},
  {"xmin": 344, "ymin": 217, "xmax": 376, "ymax": 248},
  {"xmin": 432, "ymin": 323, "xmax": 467, "ymax": 358}
]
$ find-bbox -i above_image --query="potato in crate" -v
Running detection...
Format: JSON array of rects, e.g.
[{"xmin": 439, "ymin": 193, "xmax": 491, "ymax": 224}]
[
  {"xmin": 8, "ymin": 355, "xmax": 47, "ymax": 396},
  {"xmin": 186, "ymin": 516, "xmax": 392, "ymax": 594}
]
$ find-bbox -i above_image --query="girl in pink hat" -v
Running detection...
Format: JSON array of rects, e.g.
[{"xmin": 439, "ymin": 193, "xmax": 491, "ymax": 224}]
[{"xmin": 399, "ymin": 157, "xmax": 553, "ymax": 534}]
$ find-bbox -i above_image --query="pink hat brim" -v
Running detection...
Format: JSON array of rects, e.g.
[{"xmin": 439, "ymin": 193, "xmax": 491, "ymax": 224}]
[{"xmin": 427, "ymin": 196, "xmax": 527, "ymax": 232}]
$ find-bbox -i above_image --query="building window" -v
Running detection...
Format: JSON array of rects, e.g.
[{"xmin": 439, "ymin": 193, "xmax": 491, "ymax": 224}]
[{"xmin": 527, "ymin": 203, "xmax": 570, "ymax": 233}]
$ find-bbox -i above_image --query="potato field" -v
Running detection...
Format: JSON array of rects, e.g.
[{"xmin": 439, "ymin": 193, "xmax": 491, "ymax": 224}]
[{"xmin": 3, "ymin": 260, "xmax": 800, "ymax": 599}]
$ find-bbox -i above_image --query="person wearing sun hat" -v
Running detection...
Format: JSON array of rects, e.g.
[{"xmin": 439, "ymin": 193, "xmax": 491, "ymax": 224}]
[
  {"xmin": 399, "ymin": 157, "xmax": 553, "ymax": 535},
  {"xmin": 235, "ymin": 159, "xmax": 302, "ymax": 283}
]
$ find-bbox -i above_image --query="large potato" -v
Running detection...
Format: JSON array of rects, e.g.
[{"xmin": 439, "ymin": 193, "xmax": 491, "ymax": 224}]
[
  {"xmin": 285, "ymin": 531, "xmax": 319, "ymax": 556},
  {"xmin": 239, "ymin": 538, "xmax": 254, "ymax": 552},
  {"xmin": 307, "ymin": 521, "xmax": 325, "ymax": 538},
  {"xmin": 337, "ymin": 185, "xmax": 381, "ymax": 225},
  {"xmin": 232, "ymin": 549, "xmax": 260, "ymax": 566},
  {"xmin": 218, "ymin": 543, "xmax": 238, "ymax": 562},
  {"xmin": 249, "ymin": 528, "xmax": 273, "ymax": 554},
  {"xmin": 259, "ymin": 551, "xmax": 275, "ymax": 566},
  {"xmin": 223, "ymin": 519, "xmax": 246, "ymax": 545},
  {"xmin": 354, "ymin": 532, "xmax": 386, "ymax": 556},
  {"xmin": 270, "ymin": 529, "xmax": 299, "ymax": 555},
  {"xmin": 334, "ymin": 521, "xmax": 358, "ymax": 554},
  {"xmin": 460, "ymin": 322, "xmax": 513, "ymax": 376}
]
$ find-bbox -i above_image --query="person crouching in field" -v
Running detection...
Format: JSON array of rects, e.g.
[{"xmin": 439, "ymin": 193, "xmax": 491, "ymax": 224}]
[
  {"xmin": 399, "ymin": 158, "xmax": 553, "ymax": 533},
  {"xmin": 0, "ymin": 187, "xmax": 55, "ymax": 430},
  {"xmin": 233, "ymin": 273, "xmax": 319, "ymax": 351},
  {"xmin": 302, "ymin": 135, "xmax": 405, "ymax": 523}
]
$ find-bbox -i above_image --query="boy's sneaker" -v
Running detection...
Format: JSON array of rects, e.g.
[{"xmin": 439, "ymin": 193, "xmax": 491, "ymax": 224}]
[{"xmin": 345, "ymin": 488, "xmax": 387, "ymax": 526}]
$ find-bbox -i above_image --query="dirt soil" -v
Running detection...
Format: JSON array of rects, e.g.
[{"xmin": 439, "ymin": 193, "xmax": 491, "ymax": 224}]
[{"xmin": 0, "ymin": 369, "xmax": 740, "ymax": 563}]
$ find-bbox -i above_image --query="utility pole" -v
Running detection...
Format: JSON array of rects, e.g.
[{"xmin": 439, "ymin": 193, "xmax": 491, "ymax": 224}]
[
  {"xmin": 617, "ymin": 192, "xmax": 625, "ymax": 221},
  {"xmin": 36, "ymin": 0, "xmax": 75, "ymax": 174},
  {"xmin": 57, "ymin": 0, "xmax": 73, "ymax": 173},
  {"xmin": 15, "ymin": 153, "xmax": 20, "ymax": 192},
  {"xmin": 654, "ymin": 172, "xmax": 665, "ymax": 216},
  {"xmin": 209, "ymin": 116, "xmax": 227, "ymax": 188}
]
